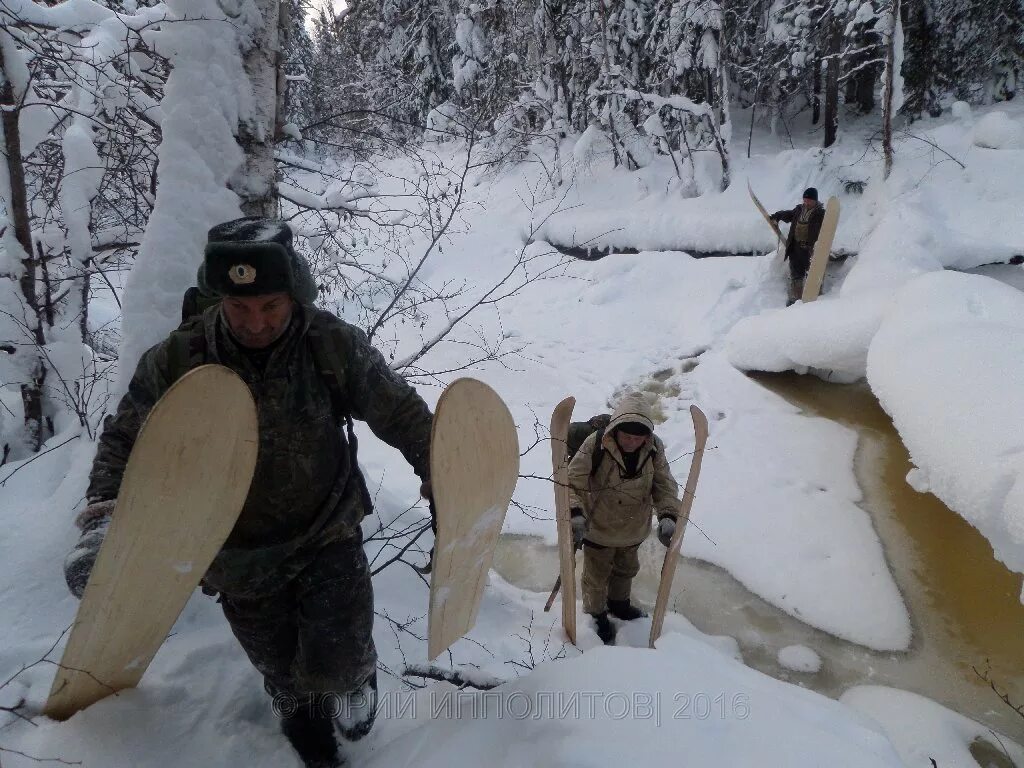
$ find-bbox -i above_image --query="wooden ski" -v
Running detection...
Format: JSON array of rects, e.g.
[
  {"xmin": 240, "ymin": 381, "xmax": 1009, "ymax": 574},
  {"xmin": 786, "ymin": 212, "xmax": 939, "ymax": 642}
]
[
  {"xmin": 801, "ymin": 196, "xmax": 840, "ymax": 303},
  {"xmin": 649, "ymin": 405, "xmax": 709, "ymax": 649},
  {"xmin": 427, "ymin": 378, "xmax": 519, "ymax": 660},
  {"xmin": 549, "ymin": 397, "xmax": 577, "ymax": 644},
  {"xmin": 45, "ymin": 365, "xmax": 258, "ymax": 720},
  {"xmin": 748, "ymin": 181, "xmax": 785, "ymax": 251}
]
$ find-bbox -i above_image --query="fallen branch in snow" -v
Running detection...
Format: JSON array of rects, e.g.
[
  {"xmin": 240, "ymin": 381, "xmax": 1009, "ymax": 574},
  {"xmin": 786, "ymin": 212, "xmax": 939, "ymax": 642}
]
[
  {"xmin": 0, "ymin": 630, "xmax": 85, "ymax": 765},
  {"xmin": 402, "ymin": 664, "xmax": 505, "ymax": 690},
  {"xmin": 0, "ymin": 746, "xmax": 82, "ymax": 765},
  {"xmin": 895, "ymin": 129, "xmax": 967, "ymax": 169},
  {"xmin": 973, "ymin": 664, "xmax": 1024, "ymax": 721},
  {"xmin": 0, "ymin": 434, "xmax": 79, "ymax": 487}
]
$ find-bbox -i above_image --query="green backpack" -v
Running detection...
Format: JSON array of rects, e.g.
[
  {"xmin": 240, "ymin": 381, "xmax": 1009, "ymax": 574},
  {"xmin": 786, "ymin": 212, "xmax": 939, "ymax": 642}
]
[{"xmin": 566, "ymin": 414, "xmax": 612, "ymax": 477}]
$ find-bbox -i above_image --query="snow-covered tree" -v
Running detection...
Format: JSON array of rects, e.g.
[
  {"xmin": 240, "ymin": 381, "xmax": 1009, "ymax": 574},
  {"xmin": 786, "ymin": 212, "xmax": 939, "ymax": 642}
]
[
  {"xmin": 900, "ymin": 0, "xmax": 943, "ymax": 118},
  {"xmin": 281, "ymin": 0, "xmax": 317, "ymax": 138},
  {"xmin": 452, "ymin": 0, "xmax": 531, "ymax": 129},
  {"xmin": 368, "ymin": 0, "xmax": 454, "ymax": 130},
  {"xmin": 0, "ymin": 5, "xmax": 171, "ymax": 453},
  {"xmin": 532, "ymin": 0, "xmax": 577, "ymax": 130}
]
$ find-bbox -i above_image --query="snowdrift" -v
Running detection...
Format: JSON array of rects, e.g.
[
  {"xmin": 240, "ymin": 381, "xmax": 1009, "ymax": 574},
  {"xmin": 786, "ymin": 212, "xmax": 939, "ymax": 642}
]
[
  {"xmin": 866, "ymin": 271, "xmax": 1024, "ymax": 580},
  {"xmin": 362, "ymin": 639, "xmax": 904, "ymax": 768},
  {"xmin": 727, "ymin": 266, "xmax": 1024, "ymax": 587}
]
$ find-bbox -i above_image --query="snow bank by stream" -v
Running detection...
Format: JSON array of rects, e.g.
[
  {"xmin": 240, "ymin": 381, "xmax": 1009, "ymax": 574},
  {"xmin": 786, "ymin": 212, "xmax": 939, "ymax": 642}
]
[
  {"xmin": 866, "ymin": 271, "xmax": 1024, "ymax": 581},
  {"xmin": 843, "ymin": 686, "xmax": 1024, "ymax": 767},
  {"xmin": 725, "ymin": 106, "xmax": 1024, "ymax": 586},
  {"xmin": 728, "ymin": 268, "xmax": 1024, "ymax": 588}
]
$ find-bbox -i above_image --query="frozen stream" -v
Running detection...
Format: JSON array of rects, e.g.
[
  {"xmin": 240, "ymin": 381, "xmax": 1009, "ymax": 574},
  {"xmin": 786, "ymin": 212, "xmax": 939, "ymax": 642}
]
[{"xmin": 493, "ymin": 372, "xmax": 1024, "ymax": 748}]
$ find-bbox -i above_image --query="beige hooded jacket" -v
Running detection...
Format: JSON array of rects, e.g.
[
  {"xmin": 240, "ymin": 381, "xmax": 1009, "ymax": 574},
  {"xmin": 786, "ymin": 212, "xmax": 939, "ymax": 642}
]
[{"xmin": 567, "ymin": 394, "xmax": 680, "ymax": 547}]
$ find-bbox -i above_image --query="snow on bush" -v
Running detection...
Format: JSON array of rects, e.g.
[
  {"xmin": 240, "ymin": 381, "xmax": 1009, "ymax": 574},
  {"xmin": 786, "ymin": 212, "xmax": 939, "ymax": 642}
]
[
  {"xmin": 425, "ymin": 101, "xmax": 463, "ymax": 141},
  {"xmin": 951, "ymin": 100, "xmax": 972, "ymax": 122},
  {"xmin": 117, "ymin": 0, "xmax": 252, "ymax": 390},
  {"xmin": 972, "ymin": 110, "xmax": 1024, "ymax": 149},
  {"xmin": 866, "ymin": 271, "xmax": 1024, "ymax": 583},
  {"xmin": 572, "ymin": 125, "xmax": 615, "ymax": 176}
]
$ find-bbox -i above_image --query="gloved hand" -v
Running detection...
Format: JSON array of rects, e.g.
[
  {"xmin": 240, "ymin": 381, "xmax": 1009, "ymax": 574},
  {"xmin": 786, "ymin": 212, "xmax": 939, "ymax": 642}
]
[
  {"xmin": 64, "ymin": 499, "xmax": 116, "ymax": 599},
  {"xmin": 570, "ymin": 508, "xmax": 587, "ymax": 549},
  {"xmin": 657, "ymin": 517, "xmax": 676, "ymax": 548}
]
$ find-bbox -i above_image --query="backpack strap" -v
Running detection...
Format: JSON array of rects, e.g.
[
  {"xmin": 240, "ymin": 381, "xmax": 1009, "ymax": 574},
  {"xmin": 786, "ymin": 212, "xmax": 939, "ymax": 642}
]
[
  {"xmin": 306, "ymin": 314, "xmax": 375, "ymax": 516},
  {"xmin": 589, "ymin": 426, "xmax": 606, "ymax": 478},
  {"xmin": 165, "ymin": 317, "xmax": 209, "ymax": 383},
  {"xmin": 306, "ymin": 314, "xmax": 349, "ymax": 418}
]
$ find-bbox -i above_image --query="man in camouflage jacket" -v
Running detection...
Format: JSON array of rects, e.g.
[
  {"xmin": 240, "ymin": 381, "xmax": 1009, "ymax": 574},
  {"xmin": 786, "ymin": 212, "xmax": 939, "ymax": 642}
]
[{"xmin": 63, "ymin": 217, "xmax": 433, "ymax": 768}]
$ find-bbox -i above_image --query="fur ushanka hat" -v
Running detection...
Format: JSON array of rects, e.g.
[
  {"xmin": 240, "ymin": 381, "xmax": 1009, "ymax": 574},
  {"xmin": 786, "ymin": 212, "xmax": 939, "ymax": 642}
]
[{"xmin": 200, "ymin": 216, "xmax": 318, "ymax": 306}]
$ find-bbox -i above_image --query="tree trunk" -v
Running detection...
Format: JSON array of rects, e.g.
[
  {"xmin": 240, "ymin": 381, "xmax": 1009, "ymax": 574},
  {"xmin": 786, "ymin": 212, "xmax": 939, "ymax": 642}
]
[
  {"xmin": 812, "ymin": 57, "xmax": 822, "ymax": 124},
  {"xmin": 1, "ymin": 51, "xmax": 47, "ymax": 451},
  {"xmin": 882, "ymin": 0, "xmax": 900, "ymax": 178},
  {"xmin": 851, "ymin": 68, "xmax": 876, "ymax": 113},
  {"xmin": 716, "ymin": 33, "xmax": 731, "ymax": 190},
  {"xmin": 233, "ymin": 0, "xmax": 283, "ymax": 217},
  {"xmin": 823, "ymin": 15, "xmax": 842, "ymax": 148}
]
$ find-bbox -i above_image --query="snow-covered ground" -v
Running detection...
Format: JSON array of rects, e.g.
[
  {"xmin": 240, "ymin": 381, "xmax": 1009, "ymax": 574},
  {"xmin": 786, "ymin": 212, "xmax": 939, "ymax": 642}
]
[
  {"xmin": 726, "ymin": 101, "xmax": 1024, "ymax": 586},
  {"xmin": 3, "ymin": 102, "xmax": 1024, "ymax": 764}
]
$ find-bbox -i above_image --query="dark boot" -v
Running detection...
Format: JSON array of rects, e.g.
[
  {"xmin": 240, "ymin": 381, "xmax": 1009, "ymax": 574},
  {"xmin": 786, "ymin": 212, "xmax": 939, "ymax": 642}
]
[
  {"xmin": 607, "ymin": 599, "xmax": 647, "ymax": 621},
  {"xmin": 590, "ymin": 611, "xmax": 617, "ymax": 645},
  {"xmin": 281, "ymin": 700, "xmax": 342, "ymax": 768},
  {"xmin": 335, "ymin": 672, "xmax": 378, "ymax": 742}
]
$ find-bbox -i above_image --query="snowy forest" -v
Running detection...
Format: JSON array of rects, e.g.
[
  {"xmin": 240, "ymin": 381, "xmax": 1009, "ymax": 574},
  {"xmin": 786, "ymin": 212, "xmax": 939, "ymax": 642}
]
[
  {"xmin": 2, "ymin": 0, "xmax": 1024, "ymax": 765},
  {"xmin": 3, "ymin": 0, "xmax": 1024, "ymax": 460}
]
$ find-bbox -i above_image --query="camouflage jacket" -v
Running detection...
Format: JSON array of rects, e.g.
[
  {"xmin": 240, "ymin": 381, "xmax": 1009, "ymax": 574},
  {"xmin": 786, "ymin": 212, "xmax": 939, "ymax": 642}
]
[{"xmin": 88, "ymin": 304, "xmax": 433, "ymax": 596}]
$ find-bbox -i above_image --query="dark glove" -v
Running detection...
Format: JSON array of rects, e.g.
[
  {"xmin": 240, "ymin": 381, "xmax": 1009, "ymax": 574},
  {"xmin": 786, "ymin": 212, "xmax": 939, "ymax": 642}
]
[
  {"xmin": 570, "ymin": 508, "xmax": 587, "ymax": 549},
  {"xmin": 64, "ymin": 499, "xmax": 116, "ymax": 599},
  {"xmin": 657, "ymin": 517, "xmax": 676, "ymax": 548}
]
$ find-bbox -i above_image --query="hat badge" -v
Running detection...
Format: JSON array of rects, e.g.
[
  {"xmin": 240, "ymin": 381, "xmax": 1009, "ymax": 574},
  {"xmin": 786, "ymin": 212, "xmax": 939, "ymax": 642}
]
[{"xmin": 229, "ymin": 264, "xmax": 257, "ymax": 285}]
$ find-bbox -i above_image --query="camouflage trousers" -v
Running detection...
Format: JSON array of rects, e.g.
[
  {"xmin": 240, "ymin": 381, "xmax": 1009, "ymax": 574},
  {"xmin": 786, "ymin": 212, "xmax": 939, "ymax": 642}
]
[
  {"xmin": 219, "ymin": 532, "xmax": 377, "ymax": 701},
  {"xmin": 581, "ymin": 541, "xmax": 641, "ymax": 614}
]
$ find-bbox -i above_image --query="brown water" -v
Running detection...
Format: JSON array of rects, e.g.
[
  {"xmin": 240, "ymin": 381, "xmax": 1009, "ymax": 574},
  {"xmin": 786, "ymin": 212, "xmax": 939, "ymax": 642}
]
[{"xmin": 493, "ymin": 372, "xmax": 1024, "ymax": 746}]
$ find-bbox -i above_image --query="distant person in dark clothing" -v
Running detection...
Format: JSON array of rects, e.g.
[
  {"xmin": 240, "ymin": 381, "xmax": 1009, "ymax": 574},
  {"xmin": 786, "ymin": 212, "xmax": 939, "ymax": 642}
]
[{"xmin": 771, "ymin": 187, "xmax": 825, "ymax": 305}]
